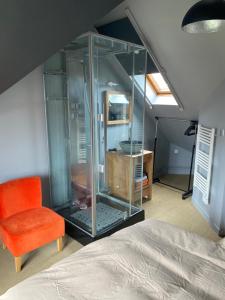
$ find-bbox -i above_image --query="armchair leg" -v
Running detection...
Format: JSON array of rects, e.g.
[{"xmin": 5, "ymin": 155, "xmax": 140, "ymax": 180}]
[
  {"xmin": 2, "ymin": 243, "xmax": 6, "ymax": 250},
  {"xmin": 15, "ymin": 256, "xmax": 22, "ymax": 272},
  {"xmin": 57, "ymin": 237, "xmax": 63, "ymax": 252}
]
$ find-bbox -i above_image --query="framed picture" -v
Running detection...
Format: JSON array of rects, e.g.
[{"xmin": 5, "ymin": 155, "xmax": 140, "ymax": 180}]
[{"xmin": 105, "ymin": 91, "xmax": 131, "ymax": 125}]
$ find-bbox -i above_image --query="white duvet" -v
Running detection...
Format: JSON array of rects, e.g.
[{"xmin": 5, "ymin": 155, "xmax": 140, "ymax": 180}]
[{"xmin": 1, "ymin": 219, "xmax": 225, "ymax": 300}]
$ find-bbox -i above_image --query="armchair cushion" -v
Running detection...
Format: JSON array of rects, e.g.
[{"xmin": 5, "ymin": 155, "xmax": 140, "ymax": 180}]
[
  {"xmin": 0, "ymin": 207, "xmax": 65, "ymax": 257},
  {"xmin": 0, "ymin": 177, "xmax": 42, "ymax": 219}
]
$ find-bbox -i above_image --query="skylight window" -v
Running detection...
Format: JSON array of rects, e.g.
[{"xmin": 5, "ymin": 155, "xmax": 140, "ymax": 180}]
[
  {"xmin": 132, "ymin": 73, "xmax": 178, "ymax": 106},
  {"xmin": 147, "ymin": 73, "xmax": 171, "ymax": 95},
  {"xmin": 146, "ymin": 72, "xmax": 178, "ymax": 106}
]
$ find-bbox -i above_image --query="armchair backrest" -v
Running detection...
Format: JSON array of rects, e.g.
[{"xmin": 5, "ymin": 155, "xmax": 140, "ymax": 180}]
[{"xmin": 0, "ymin": 176, "xmax": 42, "ymax": 219}]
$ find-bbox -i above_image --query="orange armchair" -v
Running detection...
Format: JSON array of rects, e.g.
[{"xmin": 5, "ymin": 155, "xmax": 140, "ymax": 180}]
[{"xmin": 0, "ymin": 176, "xmax": 65, "ymax": 272}]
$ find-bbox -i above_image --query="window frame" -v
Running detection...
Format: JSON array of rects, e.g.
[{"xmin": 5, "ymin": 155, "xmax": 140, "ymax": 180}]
[{"xmin": 147, "ymin": 74, "xmax": 172, "ymax": 96}]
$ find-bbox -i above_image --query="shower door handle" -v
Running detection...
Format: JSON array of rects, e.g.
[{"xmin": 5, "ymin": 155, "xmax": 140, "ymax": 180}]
[{"xmin": 98, "ymin": 165, "xmax": 105, "ymax": 173}]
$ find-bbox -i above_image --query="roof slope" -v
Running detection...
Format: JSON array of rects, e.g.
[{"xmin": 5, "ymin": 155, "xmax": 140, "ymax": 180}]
[
  {"xmin": 0, "ymin": 0, "xmax": 123, "ymax": 94},
  {"xmin": 97, "ymin": 0, "xmax": 225, "ymax": 120}
]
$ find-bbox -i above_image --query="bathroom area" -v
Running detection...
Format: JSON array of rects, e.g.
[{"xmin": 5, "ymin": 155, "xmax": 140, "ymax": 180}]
[{"xmin": 44, "ymin": 33, "xmax": 152, "ymax": 242}]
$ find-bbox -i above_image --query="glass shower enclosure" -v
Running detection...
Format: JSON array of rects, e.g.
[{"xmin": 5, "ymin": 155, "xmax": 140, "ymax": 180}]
[{"xmin": 44, "ymin": 33, "xmax": 147, "ymax": 242}]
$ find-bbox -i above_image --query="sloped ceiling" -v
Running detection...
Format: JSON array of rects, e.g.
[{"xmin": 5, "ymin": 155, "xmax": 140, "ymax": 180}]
[
  {"xmin": 97, "ymin": 0, "xmax": 225, "ymax": 121},
  {"xmin": 0, "ymin": 0, "xmax": 123, "ymax": 95}
]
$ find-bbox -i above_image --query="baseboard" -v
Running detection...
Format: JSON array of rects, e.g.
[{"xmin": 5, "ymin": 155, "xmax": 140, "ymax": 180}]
[
  {"xmin": 167, "ymin": 168, "xmax": 190, "ymax": 175},
  {"xmin": 192, "ymin": 197, "xmax": 209, "ymax": 222},
  {"xmin": 192, "ymin": 198, "xmax": 220, "ymax": 234}
]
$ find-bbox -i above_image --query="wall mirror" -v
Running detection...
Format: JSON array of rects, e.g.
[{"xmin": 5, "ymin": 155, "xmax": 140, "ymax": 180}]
[{"xmin": 105, "ymin": 91, "xmax": 131, "ymax": 125}]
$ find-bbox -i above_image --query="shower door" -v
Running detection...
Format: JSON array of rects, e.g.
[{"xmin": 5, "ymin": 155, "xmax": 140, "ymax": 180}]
[
  {"xmin": 65, "ymin": 37, "xmax": 95, "ymax": 236},
  {"xmin": 92, "ymin": 35, "xmax": 146, "ymax": 236}
]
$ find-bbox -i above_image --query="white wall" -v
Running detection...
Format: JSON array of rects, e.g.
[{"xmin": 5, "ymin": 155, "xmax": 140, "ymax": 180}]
[{"xmin": 0, "ymin": 66, "xmax": 50, "ymax": 205}]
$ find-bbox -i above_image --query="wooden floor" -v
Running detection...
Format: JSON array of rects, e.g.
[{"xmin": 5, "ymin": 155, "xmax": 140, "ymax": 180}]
[
  {"xmin": 0, "ymin": 184, "xmax": 220, "ymax": 295},
  {"xmin": 144, "ymin": 184, "xmax": 219, "ymax": 241},
  {"xmin": 159, "ymin": 174, "xmax": 193, "ymax": 192},
  {"xmin": 0, "ymin": 237, "xmax": 82, "ymax": 295}
]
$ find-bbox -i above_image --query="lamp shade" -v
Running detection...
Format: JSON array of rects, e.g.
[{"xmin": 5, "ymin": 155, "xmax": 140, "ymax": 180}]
[{"xmin": 182, "ymin": 0, "xmax": 225, "ymax": 33}]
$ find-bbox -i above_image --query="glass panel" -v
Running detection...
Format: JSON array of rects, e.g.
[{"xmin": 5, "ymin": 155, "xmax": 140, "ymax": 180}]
[
  {"xmin": 92, "ymin": 36, "xmax": 146, "ymax": 235},
  {"xmin": 44, "ymin": 52, "xmax": 69, "ymax": 210},
  {"xmin": 64, "ymin": 36, "xmax": 93, "ymax": 235},
  {"xmin": 44, "ymin": 74, "xmax": 67, "ymax": 100},
  {"xmin": 45, "ymin": 36, "xmax": 94, "ymax": 235},
  {"xmin": 44, "ymin": 52, "xmax": 66, "ymax": 73},
  {"xmin": 130, "ymin": 48, "xmax": 147, "ymax": 211}
]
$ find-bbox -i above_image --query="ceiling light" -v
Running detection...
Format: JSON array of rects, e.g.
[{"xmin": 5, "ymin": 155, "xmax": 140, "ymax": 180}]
[{"xmin": 182, "ymin": 0, "xmax": 225, "ymax": 33}]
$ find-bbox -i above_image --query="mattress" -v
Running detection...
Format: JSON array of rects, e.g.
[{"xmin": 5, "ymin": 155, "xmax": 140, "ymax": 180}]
[{"xmin": 1, "ymin": 219, "xmax": 225, "ymax": 300}]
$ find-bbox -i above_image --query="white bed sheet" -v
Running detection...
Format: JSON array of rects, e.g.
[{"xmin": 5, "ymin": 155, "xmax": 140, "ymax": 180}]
[{"xmin": 1, "ymin": 219, "xmax": 225, "ymax": 300}]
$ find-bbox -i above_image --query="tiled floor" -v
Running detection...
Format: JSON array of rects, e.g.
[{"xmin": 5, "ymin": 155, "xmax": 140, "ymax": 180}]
[{"xmin": 0, "ymin": 184, "xmax": 220, "ymax": 295}]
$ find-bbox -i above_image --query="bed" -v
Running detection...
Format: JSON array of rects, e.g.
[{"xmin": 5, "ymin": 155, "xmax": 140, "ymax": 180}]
[{"xmin": 1, "ymin": 219, "xmax": 225, "ymax": 299}]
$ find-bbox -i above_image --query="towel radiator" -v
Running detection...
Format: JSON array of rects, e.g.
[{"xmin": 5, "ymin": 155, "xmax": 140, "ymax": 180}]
[{"xmin": 194, "ymin": 124, "xmax": 215, "ymax": 204}]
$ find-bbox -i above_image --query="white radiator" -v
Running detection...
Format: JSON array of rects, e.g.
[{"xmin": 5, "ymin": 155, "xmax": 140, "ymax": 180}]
[{"xmin": 194, "ymin": 124, "xmax": 215, "ymax": 205}]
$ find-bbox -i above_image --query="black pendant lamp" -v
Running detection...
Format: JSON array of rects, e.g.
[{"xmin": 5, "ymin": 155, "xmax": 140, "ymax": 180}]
[{"xmin": 182, "ymin": 0, "xmax": 225, "ymax": 33}]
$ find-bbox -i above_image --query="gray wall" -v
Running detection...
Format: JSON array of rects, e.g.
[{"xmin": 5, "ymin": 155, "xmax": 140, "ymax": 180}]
[
  {"xmin": 151, "ymin": 117, "xmax": 195, "ymax": 178},
  {"xmin": 153, "ymin": 133, "xmax": 170, "ymax": 179},
  {"xmin": 168, "ymin": 143, "xmax": 192, "ymax": 175},
  {"xmin": 0, "ymin": 67, "xmax": 50, "ymax": 205},
  {"xmin": 144, "ymin": 105, "xmax": 156, "ymax": 150},
  {"xmin": 0, "ymin": 0, "xmax": 123, "ymax": 95},
  {"xmin": 192, "ymin": 83, "xmax": 225, "ymax": 233}
]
